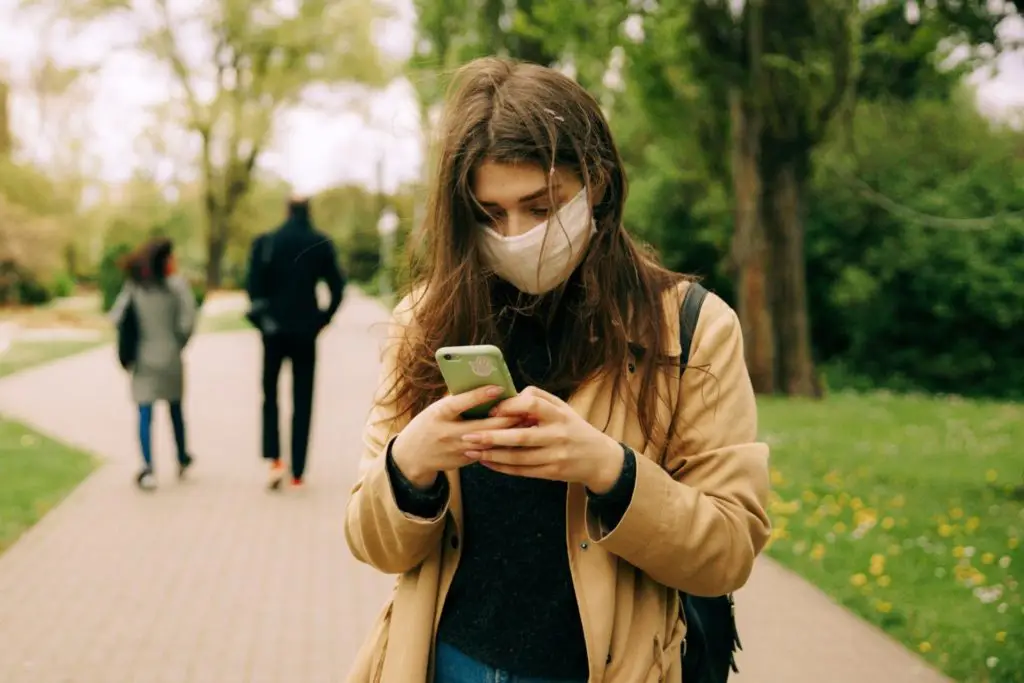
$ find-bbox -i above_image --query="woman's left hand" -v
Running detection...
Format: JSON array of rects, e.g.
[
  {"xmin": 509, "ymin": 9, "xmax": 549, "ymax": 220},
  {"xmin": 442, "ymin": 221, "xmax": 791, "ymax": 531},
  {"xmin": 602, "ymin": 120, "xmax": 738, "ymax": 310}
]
[{"xmin": 460, "ymin": 386, "xmax": 626, "ymax": 494}]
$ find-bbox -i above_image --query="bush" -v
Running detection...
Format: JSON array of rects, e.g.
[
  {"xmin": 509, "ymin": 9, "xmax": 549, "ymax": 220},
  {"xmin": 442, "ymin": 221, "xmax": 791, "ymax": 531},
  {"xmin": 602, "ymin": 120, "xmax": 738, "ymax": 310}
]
[
  {"xmin": 50, "ymin": 271, "xmax": 75, "ymax": 299},
  {"xmin": 97, "ymin": 243, "xmax": 131, "ymax": 312}
]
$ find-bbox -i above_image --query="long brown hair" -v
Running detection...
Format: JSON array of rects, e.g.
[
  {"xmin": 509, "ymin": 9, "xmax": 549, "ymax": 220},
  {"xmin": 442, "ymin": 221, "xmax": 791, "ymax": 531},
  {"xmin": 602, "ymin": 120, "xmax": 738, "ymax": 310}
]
[{"xmin": 387, "ymin": 57, "xmax": 685, "ymax": 444}]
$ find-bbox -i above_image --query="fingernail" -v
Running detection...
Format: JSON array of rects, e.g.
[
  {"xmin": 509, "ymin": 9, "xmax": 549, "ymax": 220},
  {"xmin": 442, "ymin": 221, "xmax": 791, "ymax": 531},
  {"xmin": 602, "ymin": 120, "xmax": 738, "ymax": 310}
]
[
  {"xmin": 464, "ymin": 450, "xmax": 481, "ymax": 459},
  {"xmin": 462, "ymin": 434, "xmax": 482, "ymax": 443},
  {"xmin": 487, "ymin": 386, "xmax": 503, "ymax": 397}
]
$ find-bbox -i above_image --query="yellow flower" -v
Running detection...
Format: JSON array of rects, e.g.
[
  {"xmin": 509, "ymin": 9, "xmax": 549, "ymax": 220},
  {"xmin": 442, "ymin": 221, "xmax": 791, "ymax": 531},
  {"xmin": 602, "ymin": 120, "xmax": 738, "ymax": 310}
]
[
  {"xmin": 982, "ymin": 553, "xmax": 995, "ymax": 565},
  {"xmin": 810, "ymin": 543, "xmax": 826, "ymax": 561},
  {"xmin": 770, "ymin": 527, "xmax": 789, "ymax": 542},
  {"xmin": 938, "ymin": 524, "xmax": 955, "ymax": 538},
  {"xmin": 995, "ymin": 631, "xmax": 1006, "ymax": 643},
  {"xmin": 850, "ymin": 573, "xmax": 868, "ymax": 587},
  {"xmin": 1009, "ymin": 537, "xmax": 1019, "ymax": 550},
  {"xmin": 877, "ymin": 575, "xmax": 891, "ymax": 587},
  {"xmin": 874, "ymin": 600, "xmax": 893, "ymax": 613},
  {"xmin": 850, "ymin": 497, "xmax": 864, "ymax": 511},
  {"xmin": 919, "ymin": 642, "xmax": 932, "ymax": 653},
  {"xmin": 953, "ymin": 546, "xmax": 965, "ymax": 558},
  {"xmin": 881, "ymin": 517, "xmax": 895, "ymax": 530},
  {"xmin": 770, "ymin": 468, "xmax": 785, "ymax": 486},
  {"xmin": 824, "ymin": 470, "xmax": 842, "ymax": 487},
  {"xmin": 833, "ymin": 522, "xmax": 847, "ymax": 534},
  {"xmin": 985, "ymin": 469, "xmax": 998, "ymax": 483},
  {"xmin": 949, "ymin": 507, "xmax": 964, "ymax": 520},
  {"xmin": 965, "ymin": 517, "xmax": 980, "ymax": 532},
  {"xmin": 890, "ymin": 494, "xmax": 905, "ymax": 508},
  {"xmin": 802, "ymin": 490, "xmax": 818, "ymax": 503},
  {"xmin": 869, "ymin": 554, "xmax": 886, "ymax": 576}
]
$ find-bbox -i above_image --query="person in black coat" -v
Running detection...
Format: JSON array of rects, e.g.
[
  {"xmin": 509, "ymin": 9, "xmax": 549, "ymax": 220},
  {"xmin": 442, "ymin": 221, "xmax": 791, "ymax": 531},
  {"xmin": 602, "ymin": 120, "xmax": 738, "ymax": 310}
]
[{"xmin": 246, "ymin": 196, "xmax": 346, "ymax": 489}]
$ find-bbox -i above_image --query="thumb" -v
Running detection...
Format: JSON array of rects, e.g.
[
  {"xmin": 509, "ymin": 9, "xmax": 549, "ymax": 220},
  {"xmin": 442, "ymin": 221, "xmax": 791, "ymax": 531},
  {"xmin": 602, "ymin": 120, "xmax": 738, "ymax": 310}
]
[{"xmin": 439, "ymin": 384, "xmax": 505, "ymax": 419}]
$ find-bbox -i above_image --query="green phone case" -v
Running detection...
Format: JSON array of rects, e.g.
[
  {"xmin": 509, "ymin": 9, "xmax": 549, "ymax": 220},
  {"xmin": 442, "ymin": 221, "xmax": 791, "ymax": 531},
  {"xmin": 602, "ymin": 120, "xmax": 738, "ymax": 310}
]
[{"xmin": 435, "ymin": 345, "xmax": 518, "ymax": 419}]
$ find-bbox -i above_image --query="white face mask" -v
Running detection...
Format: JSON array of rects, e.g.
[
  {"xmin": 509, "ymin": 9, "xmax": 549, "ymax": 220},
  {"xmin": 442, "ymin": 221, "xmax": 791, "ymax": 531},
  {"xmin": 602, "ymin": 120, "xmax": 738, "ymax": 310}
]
[{"xmin": 477, "ymin": 188, "xmax": 596, "ymax": 295}]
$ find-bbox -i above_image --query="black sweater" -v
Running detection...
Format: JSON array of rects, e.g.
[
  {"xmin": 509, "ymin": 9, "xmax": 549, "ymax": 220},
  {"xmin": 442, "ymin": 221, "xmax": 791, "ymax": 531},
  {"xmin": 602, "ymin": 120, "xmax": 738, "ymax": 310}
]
[{"xmin": 385, "ymin": 292, "xmax": 637, "ymax": 678}]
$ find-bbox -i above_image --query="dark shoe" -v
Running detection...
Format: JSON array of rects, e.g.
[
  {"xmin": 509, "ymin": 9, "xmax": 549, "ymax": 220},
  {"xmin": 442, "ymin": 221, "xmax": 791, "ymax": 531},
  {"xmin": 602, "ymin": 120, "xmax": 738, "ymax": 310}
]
[
  {"xmin": 268, "ymin": 459, "xmax": 284, "ymax": 490},
  {"xmin": 178, "ymin": 453, "xmax": 194, "ymax": 479},
  {"xmin": 136, "ymin": 468, "xmax": 156, "ymax": 491}
]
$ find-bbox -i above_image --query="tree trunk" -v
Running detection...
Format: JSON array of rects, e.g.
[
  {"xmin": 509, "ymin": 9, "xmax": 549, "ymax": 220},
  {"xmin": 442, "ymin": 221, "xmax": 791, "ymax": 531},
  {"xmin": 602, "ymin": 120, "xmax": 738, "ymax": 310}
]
[
  {"xmin": 204, "ymin": 193, "xmax": 227, "ymax": 289},
  {"xmin": 763, "ymin": 157, "xmax": 820, "ymax": 397},
  {"xmin": 728, "ymin": 89, "xmax": 775, "ymax": 394}
]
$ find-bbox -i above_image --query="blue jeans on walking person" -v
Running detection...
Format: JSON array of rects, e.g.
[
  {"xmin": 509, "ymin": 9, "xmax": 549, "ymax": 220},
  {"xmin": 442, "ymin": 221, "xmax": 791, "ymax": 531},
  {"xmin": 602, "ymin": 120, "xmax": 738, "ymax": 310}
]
[
  {"xmin": 433, "ymin": 642, "xmax": 588, "ymax": 683},
  {"xmin": 138, "ymin": 401, "xmax": 188, "ymax": 469}
]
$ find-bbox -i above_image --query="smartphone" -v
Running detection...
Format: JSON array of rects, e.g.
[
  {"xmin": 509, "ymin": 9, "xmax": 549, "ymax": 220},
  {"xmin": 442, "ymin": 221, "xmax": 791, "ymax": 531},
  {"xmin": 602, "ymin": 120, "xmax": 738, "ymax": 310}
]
[{"xmin": 435, "ymin": 344, "xmax": 518, "ymax": 420}]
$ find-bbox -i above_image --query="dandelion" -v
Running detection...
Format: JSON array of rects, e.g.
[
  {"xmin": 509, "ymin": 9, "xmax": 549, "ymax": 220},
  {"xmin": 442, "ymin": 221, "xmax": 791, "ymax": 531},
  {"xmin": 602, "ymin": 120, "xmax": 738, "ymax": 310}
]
[
  {"xmin": 877, "ymin": 575, "xmax": 891, "ymax": 588},
  {"xmin": 770, "ymin": 468, "xmax": 785, "ymax": 485},
  {"xmin": 938, "ymin": 524, "xmax": 954, "ymax": 538},
  {"xmin": 919, "ymin": 642, "xmax": 932, "ymax": 653},
  {"xmin": 995, "ymin": 631, "xmax": 1006, "ymax": 643},
  {"xmin": 881, "ymin": 517, "xmax": 895, "ymax": 530},
  {"xmin": 850, "ymin": 573, "xmax": 868, "ymax": 587},
  {"xmin": 810, "ymin": 543, "xmax": 826, "ymax": 561},
  {"xmin": 850, "ymin": 497, "xmax": 864, "ymax": 511},
  {"xmin": 801, "ymin": 490, "xmax": 818, "ymax": 504},
  {"xmin": 985, "ymin": 469, "xmax": 998, "ymax": 483},
  {"xmin": 950, "ymin": 507, "xmax": 964, "ymax": 519},
  {"xmin": 833, "ymin": 522, "xmax": 847, "ymax": 534},
  {"xmin": 869, "ymin": 554, "xmax": 886, "ymax": 576},
  {"xmin": 1008, "ymin": 537, "xmax": 1019, "ymax": 550},
  {"xmin": 890, "ymin": 494, "xmax": 905, "ymax": 508},
  {"xmin": 874, "ymin": 599, "xmax": 893, "ymax": 613},
  {"xmin": 953, "ymin": 546, "xmax": 966, "ymax": 558},
  {"xmin": 982, "ymin": 553, "xmax": 995, "ymax": 565},
  {"xmin": 965, "ymin": 516, "xmax": 980, "ymax": 532}
]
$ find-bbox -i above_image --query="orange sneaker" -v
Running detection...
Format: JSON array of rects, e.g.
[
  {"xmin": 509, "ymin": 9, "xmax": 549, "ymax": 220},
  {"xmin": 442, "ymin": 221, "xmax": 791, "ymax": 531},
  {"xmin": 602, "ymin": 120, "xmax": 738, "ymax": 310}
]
[
  {"xmin": 290, "ymin": 477, "xmax": 304, "ymax": 489},
  {"xmin": 268, "ymin": 460, "xmax": 284, "ymax": 490}
]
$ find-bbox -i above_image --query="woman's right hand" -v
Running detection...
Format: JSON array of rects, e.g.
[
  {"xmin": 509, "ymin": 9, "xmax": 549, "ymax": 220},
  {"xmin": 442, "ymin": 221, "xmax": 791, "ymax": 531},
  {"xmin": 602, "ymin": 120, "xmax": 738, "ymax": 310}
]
[{"xmin": 390, "ymin": 385, "xmax": 520, "ymax": 489}]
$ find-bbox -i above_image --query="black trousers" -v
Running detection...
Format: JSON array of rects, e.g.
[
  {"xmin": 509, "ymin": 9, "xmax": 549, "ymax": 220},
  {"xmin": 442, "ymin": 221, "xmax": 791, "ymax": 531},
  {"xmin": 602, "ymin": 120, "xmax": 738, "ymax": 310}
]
[{"xmin": 261, "ymin": 333, "xmax": 317, "ymax": 478}]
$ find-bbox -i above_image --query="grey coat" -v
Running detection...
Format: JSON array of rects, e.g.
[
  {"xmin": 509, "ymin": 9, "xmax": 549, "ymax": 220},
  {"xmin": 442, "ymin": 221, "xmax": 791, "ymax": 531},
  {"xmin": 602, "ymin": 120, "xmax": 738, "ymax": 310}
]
[{"xmin": 110, "ymin": 275, "xmax": 197, "ymax": 404}]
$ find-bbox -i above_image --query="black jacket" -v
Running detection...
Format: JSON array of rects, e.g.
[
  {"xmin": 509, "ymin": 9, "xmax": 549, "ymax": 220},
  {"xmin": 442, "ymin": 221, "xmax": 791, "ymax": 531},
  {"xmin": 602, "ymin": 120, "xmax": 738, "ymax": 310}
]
[{"xmin": 245, "ymin": 208, "xmax": 346, "ymax": 337}]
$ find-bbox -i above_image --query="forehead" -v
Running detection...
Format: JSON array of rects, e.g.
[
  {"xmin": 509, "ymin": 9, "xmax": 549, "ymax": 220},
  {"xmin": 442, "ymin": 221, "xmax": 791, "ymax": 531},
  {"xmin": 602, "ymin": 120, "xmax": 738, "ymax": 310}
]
[{"xmin": 472, "ymin": 160, "xmax": 578, "ymax": 205}]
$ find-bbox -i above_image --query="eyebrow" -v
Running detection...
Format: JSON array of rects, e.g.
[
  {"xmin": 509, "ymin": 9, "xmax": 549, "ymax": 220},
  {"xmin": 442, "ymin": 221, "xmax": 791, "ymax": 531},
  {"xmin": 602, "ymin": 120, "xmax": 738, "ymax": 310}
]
[{"xmin": 478, "ymin": 184, "xmax": 557, "ymax": 206}]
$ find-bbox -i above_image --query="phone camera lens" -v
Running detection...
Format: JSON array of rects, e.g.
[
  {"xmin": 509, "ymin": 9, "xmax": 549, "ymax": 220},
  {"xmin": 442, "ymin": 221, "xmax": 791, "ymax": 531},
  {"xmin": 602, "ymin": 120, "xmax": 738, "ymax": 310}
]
[{"xmin": 443, "ymin": 354, "xmax": 452, "ymax": 361}]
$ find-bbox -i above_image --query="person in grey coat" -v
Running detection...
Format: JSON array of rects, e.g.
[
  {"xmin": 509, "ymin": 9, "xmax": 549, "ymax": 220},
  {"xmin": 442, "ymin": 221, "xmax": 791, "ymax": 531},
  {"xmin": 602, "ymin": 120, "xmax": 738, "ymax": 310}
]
[{"xmin": 110, "ymin": 238, "xmax": 197, "ymax": 490}]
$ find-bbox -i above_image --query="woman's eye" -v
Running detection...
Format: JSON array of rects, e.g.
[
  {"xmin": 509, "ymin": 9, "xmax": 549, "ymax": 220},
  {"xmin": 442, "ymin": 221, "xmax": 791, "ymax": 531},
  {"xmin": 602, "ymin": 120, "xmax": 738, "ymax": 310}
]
[{"xmin": 529, "ymin": 207, "xmax": 551, "ymax": 218}]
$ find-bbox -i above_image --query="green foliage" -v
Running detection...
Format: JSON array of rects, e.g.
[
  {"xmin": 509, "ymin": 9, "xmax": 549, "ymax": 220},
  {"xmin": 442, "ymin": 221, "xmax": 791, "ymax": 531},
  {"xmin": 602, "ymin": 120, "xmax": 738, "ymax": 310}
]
[
  {"xmin": 807, "ymin": 96, "xmax": 1024, "ymax": 398},
  {"xmin": 49, "ymin": 271, "xmax": 75, "ymax": 299},
  {"xmin": 97, "ymin": 243, "xmax": 130, "ymax": 313}
]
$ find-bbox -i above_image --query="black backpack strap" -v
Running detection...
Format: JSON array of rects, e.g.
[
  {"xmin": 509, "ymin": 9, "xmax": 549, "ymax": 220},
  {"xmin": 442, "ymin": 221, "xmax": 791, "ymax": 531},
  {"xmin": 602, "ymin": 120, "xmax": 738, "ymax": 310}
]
[{"xmin": 679, "ymin": 281, "xmax": 709, "ymax": 371}]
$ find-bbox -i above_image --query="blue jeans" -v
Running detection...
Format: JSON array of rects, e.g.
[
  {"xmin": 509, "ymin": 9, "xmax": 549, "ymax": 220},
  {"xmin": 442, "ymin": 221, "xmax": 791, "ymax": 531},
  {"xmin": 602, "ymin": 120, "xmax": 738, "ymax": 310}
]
[
  {"xmin": 433, "ymin": 642, "xmax": 587, "ymax": 683},
  {"xmin": 138, "ymin": 401, "xmax": 188, "ymax": 469}
]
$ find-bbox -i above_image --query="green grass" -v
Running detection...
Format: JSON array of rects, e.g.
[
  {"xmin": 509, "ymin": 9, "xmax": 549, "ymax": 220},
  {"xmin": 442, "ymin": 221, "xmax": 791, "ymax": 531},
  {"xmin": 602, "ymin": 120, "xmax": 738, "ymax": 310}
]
[
  {"xmin": 760, "ymin": 391, "xmax": 1023, "ymax": 683},
  {"xmin": 0, "ymin": 337, "xmax": 111, "ymax": 379},
  {"xmin": 0, "ymin": 311, "xmax": 253, "ymax": 379},
  {"xmin": 0, "ymin": 416, "xmax": 98, "ymax": 555},
  {"xmin": 196, "ymin": 310, "xmax": 253, "ymax": 335}
]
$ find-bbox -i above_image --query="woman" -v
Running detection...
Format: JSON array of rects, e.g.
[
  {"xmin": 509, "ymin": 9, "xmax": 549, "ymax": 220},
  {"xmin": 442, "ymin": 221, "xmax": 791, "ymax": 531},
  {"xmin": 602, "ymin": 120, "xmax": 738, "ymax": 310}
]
[
  {"xmin": 345, "ymin": 57, "xmax": 771, "ymax": 683},
  {"xmin": 110, "ymin": 238, "xmax": 197, "ymax": 490}
]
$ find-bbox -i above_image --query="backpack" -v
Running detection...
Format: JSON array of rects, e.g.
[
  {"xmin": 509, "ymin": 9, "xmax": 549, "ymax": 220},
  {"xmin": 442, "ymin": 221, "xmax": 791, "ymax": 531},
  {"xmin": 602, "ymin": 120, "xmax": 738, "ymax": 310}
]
[
  {"xmin": 676, "ymin": 281, "xmax": 743, "ymax": 683},
  {"xmin": 117, "ymin": 290, "xmax": 140, "ymax": 370}
]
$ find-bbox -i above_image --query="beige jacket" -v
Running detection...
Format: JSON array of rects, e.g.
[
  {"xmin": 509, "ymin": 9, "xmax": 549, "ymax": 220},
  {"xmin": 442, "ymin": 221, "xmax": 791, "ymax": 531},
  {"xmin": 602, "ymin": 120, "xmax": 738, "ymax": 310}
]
[{"xmin": 344, "ymin": 282, "xmax": 771, "ymax": 683}]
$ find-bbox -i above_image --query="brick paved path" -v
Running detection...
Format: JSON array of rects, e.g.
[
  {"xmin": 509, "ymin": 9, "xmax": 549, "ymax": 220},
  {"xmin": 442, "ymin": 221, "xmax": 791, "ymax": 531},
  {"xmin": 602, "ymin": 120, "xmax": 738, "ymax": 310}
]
[{"xmin": 0, "ymin": 290, "xmax": 950, "ymax": 683}]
